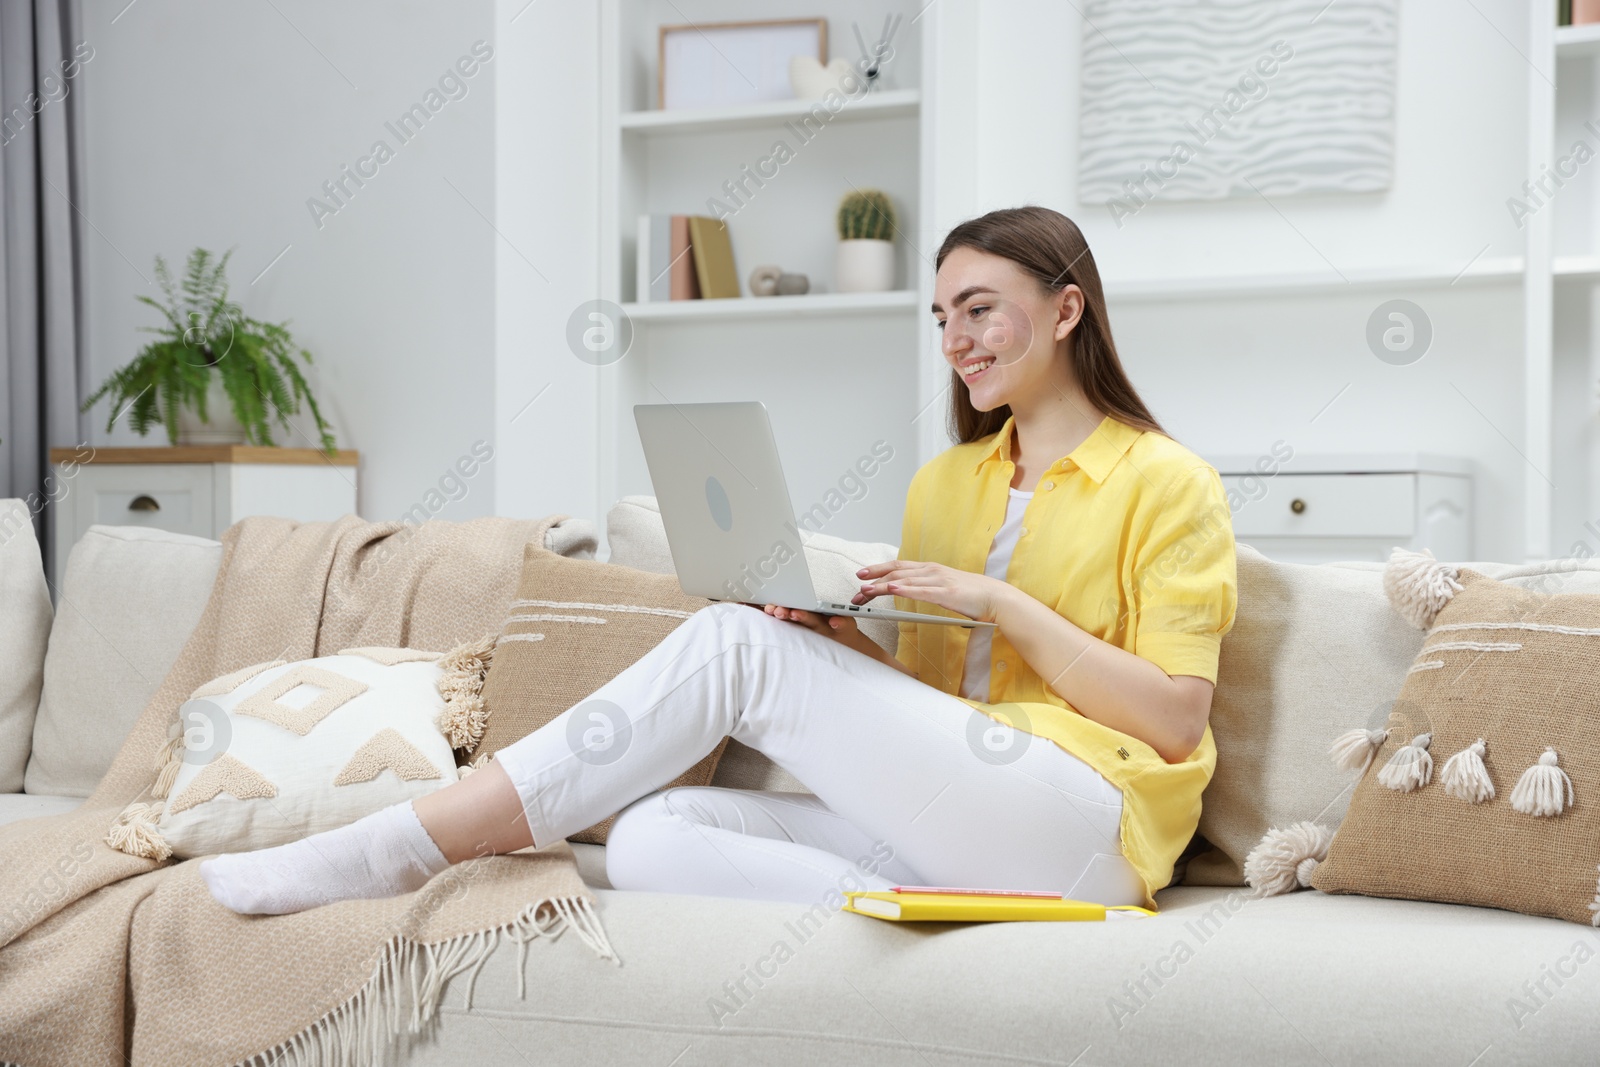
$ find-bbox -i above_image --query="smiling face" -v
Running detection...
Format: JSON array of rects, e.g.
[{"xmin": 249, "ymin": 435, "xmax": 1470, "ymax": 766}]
[{"xmin": 932, "ymin": 247, "xmax": 1085, "ymax": 413}]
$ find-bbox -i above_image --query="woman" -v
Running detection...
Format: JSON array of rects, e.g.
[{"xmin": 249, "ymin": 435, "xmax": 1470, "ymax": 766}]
[{"xmin": 201, "ymin": 206, "xmax": 1236, "ymax": 916}]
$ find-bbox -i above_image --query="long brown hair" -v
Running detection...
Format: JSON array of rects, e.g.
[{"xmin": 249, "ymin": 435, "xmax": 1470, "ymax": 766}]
[{"xmin": 934, "ymin": 206, "xmax": 1165, "ymax": 444}]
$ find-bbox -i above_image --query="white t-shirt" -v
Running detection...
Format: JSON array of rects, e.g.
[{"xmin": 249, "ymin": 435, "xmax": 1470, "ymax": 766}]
[{"xmin": 960, "ymin": 486, "xmax": 1033, "ymax": 703}]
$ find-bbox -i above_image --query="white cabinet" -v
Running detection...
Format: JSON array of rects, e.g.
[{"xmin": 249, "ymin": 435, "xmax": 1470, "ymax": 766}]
[
  {"xmin": 1207, "ymin": 453, "xmax": 1471, "ymax": 564},
  {"xmin": 50, "ymin": 447, "xmax": 359, "ymax": 588}
]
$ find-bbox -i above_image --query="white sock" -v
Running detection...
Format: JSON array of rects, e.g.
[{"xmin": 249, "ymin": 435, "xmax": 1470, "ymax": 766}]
[{"xmin": 199, "ymin": 800, "xmax": 451, "ymax": 915}]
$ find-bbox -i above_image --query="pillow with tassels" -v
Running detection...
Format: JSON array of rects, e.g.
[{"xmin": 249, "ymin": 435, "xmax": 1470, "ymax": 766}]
[
  {"xmin": 1243, "ymin": 548, "xmax": 1600, "ymax": 925},
  {"xmin": 105, "ymin": 640, "xmax": 494, "ymax": 861}
]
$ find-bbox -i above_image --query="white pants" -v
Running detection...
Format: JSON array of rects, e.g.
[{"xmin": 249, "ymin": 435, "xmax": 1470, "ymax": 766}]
[{"xmin": 493, "ymin": 602, "xmax": 1145, "ymax": 907}]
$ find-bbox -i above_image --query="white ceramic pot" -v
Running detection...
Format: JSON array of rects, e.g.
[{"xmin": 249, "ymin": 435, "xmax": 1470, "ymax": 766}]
[
  {"xmin": 835, "ymin": 239, "xmax": 896, "ymax": 293},
  {"xmin": 789, "ymin": 55, "xmax": 857, "ymax": 100},
  {"xmin": 176, "ymin": 375, "xmax": 249, "ymax": 445}
]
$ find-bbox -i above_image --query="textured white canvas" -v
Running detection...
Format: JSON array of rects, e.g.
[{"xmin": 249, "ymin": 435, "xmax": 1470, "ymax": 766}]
[{"xmin": 1078, "ymin": 0, "xmax": 1398, "ymax": 205}]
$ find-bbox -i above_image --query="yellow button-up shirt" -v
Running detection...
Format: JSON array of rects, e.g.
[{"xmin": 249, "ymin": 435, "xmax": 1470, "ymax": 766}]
[{"xmin": 893, "ymin": 414, "xmax": 1237, "ymax": 908}]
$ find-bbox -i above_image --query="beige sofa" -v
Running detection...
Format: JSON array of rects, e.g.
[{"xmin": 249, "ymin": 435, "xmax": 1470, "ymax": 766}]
[{"xmin": 4, "ymin": 496, "xmax": 1596, "ymax": 1065}]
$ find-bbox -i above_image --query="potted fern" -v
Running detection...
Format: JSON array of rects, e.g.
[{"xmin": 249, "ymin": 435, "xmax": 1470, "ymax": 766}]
[
  {"xmin": 83, "ymin": 248, "xmax": 337, "ymax": 452},
  {"xmin": 835, "ymin": 189, "xmax": 897, "ymax": 293}
]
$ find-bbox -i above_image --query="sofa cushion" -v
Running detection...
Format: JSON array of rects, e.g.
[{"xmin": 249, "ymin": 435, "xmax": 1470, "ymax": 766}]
[
  {"xmin": 0, "ymin": 500, "xmax": 53, "ymax": 792},
  {"xmin": 1188, "ymin": 548, "xmax": 1600, "ymax": 887},
  {"xmin": 603, "ymin": 495, "xmax": 677, "ymax": 575},
  {"xmin": 0, "ymin": 792, "xmax": 82, "ymax": 828},
  {"xmin": 1184, "ymin": 545, "xmax": 1421, "ymax": 886},
  {"xmin": 24, "ymin": 526, "xmax": 222, "ymax": 798},
  {"xmin": 403, "ymin": 884, "xmax": 1597, "ymax": 1064},
  {"xmin": 568, "ymin": 841, "xmax": 610, "ymax": 889}
]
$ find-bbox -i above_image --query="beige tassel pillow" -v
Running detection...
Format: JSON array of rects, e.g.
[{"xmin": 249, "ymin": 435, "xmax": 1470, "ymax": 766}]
[
  {"xmin": 1244, "ymin": 549, "xmax": 1600, "ymax": 925},
  {"xmin": 107, "ymin": 643, "xmax": 491, "ymax": 861}
]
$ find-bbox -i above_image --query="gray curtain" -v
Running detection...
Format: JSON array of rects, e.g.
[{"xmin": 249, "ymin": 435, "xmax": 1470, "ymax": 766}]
[{"xmin": 0, "ymin": 0, "xmax": 88, "ymax": 581}]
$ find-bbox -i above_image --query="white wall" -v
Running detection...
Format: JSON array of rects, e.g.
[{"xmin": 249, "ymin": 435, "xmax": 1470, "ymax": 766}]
[
  {"xmin": 80, "ymin": 0, "xmax": 498, "ymax": 523},
  {"xmin": 490, "ymin": 0, "xmax": 604, "ymax": 530},
  {"xmin": 935, "ymin": 0, "xmax": 1538, "ymax": 561}
]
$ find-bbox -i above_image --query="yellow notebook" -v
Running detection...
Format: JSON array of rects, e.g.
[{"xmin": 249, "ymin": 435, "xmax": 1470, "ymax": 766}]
[{"xmin": 844, "ymin": 891, "xmax": 1157, "ymax": 923}]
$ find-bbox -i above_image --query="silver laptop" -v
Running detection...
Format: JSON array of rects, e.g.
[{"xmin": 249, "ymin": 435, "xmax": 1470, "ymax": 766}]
[{"xmin": 634, "ymin": 401, "xmax": 992, "ymax": 629}]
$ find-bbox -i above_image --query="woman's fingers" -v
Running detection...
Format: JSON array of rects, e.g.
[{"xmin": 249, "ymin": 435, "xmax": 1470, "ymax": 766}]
[
  {"xmin": 767, "ymin": 604, "xmax": 832, "ymax": 634},
  {"xmin": 856, "ymin": 560, "xmax": 924, "ymax": 599},
  {"xmin": 764, "ymin": 604, "xmax": 868, "ymax": 641}
]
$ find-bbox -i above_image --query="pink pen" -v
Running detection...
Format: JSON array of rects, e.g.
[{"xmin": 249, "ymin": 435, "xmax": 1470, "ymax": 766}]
[{"xmin": 889, "ymin": 885, "xmax": 1064, "ymax": 898}]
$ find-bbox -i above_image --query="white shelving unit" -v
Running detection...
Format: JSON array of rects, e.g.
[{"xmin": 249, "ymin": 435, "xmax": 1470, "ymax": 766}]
[
  {"xmin": 595, "ymin": 2, "xmax": 938, "ymax": 544},
  {"xmin": 1544, "ymin": 8, "xmax": 1600, "ymax": 560},
  {"xmin": 617, "ymin": 88, "xmax": 921, "ymax": 135},
  {"xmin": 622, "ymin": 289, "xmax": 918, "ymax": 322},
  {"xmin": 1102, "ymin": 257, "xmax": 1526, "ymax": 304},
  {"xmin": 1557, "ymin": 21, "xmax": 1600, "ymax": 57}
]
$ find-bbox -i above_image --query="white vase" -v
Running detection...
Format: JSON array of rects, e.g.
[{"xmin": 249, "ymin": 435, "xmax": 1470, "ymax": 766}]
[
  {"xmin": 176, "ymin": 376, "xmax": 249, "ymax": 446},
  {"xmin": 835, "ymin": 239, "xmax": 896, "ymax": 293}
]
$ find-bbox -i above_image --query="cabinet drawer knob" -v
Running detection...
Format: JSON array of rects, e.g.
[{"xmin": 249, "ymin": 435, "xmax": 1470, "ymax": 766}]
[
  {"xmin": 1289, "ymin": 498, "xmax": 1307, "ymax": 515},
  {"xmin": 128, "ymin": 495, "xmax": 161, "ymax": 512}
]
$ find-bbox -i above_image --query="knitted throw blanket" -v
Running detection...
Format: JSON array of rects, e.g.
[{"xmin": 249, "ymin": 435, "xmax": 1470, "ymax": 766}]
[{"xmin": 0, "ymin": 513, "xmax": 616, "ymax": 1066}]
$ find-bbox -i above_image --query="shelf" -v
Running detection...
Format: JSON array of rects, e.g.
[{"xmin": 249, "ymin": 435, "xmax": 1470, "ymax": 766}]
[
  {"xmin": 1554, "ymin": 254, "xmax": 1600, "ymax": 280},
  {"xmin": 1557, "ymin": 23, "xmax": 1600, "ymax": 57},
  {"xmin": 1103, "ymin": 257, "xmax": 1525, "ymax": 302},
  {"xmin": 622, "ymin": 289, "xmax": 919, "ymax": 322},
  {"xmin": 618, "ymin": 89, "xmax": 920, "ymax": 136}
]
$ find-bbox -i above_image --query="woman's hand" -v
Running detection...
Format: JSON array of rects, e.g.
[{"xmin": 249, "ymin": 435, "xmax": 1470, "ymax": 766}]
[
  {"xmin": 755, "ymin": 603, "xmax": 864, "ymax": 644},
  {"xmin": 749, "ymin": 603, "xmax": 916, "ymax": 676},
  {"xmin": 852, "ymin": 560, "xmax": 1011, "ymax": 623}
]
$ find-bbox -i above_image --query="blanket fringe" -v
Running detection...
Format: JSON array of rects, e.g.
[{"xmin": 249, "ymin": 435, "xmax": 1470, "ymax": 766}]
[
  {"xmin": 233, "ymin": 894, "xmax": 617, "ymax": 1067},
  {"xmin": 435, "ymin": 634, "xmax": 496, "ymax": 752}
]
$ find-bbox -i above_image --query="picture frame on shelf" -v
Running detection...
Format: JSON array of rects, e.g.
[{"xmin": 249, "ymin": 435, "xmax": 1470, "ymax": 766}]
[{"xmin": 658, "ymin": 17, "xmax": 827, "ymax": 111}]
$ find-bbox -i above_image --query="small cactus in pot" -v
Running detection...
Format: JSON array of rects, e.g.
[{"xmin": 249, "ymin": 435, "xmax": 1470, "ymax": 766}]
[
  {"xmin": 837, "ymin": 189, "xmax": 897, "ymax": 241},
  {"xmin": 835, "ymin": 189, "xmax": 897, "ymax": 292}
]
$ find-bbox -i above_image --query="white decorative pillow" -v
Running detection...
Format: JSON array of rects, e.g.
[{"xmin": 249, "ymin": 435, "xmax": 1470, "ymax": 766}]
[{"xmin": 107, "ymin": 641, "xmax": 492, "ymax": 860}]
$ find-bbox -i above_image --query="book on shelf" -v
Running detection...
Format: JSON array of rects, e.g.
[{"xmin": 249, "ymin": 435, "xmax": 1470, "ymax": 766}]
[
  {"xmin": 843, "ymin": 885, "xmax": 1157, "ymax": 923},
  {"xmin": 636, "ymin": 214, "xmax": 671, "ymax": 302},
  {"xmin": 634, "ymin": 214, "xmax": 739, "ymax": 301},
  {"xmin": 685, "ymin": 215, "xmax": 740, "ymax": 299},
  {"xmin": 671, "ymin": 216, "xmax": 701, "ymax": 300},
  {"xmin": 636, "ymin": 214, "xmax": 700, "ymax": 302}
]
